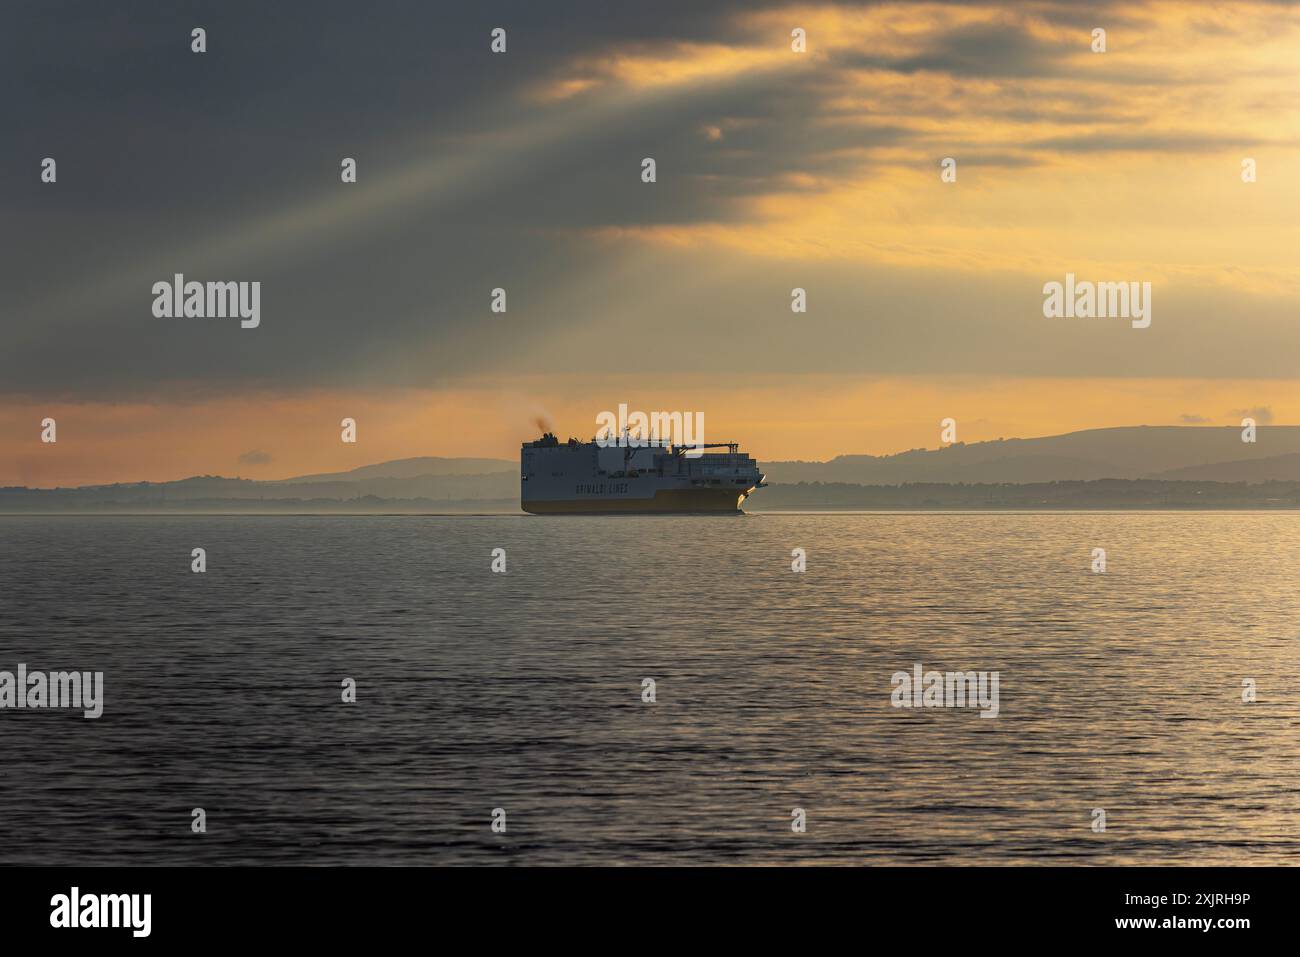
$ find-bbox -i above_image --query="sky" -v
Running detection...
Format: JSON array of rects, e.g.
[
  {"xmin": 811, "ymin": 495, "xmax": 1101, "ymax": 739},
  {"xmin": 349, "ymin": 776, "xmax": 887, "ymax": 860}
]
[{"xmin": 3, "ymin": 0, "xmax": 1299, "ymax": 486}]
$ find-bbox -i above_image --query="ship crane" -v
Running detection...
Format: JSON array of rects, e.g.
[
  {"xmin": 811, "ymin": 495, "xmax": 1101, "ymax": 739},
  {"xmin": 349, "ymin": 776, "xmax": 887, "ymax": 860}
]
[{"xmin": 672, "ymin": 442, "xmax": 739, "ymax": 456}]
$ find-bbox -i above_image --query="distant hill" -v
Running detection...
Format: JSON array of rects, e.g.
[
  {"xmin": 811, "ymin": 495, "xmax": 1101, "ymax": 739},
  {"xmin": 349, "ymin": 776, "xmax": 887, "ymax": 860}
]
[
  {"xmin": 1150, "ymin": 452, "xmax": 1300, "ymax": 482},
  {"xmin": 6, "ymin": 428, "xmax": 1300, "ymax": 512},
  {"xmin": 761, "ymin": 426, "xmax": 1300, "ymax": 485},
  {"xmin": 280, "ymin": 457, "xmax": 514, "ymax": 483},
  {"xmin": 0, "ymin": 457, "xmax": 518, "ymax": 512}
]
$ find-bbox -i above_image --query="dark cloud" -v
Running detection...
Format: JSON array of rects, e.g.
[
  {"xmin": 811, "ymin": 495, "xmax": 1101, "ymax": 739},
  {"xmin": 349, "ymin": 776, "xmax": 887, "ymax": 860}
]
[
  {"xmin": 1, "ymin": 0, "xmax": 921, "ymax": 400},
  {"xmin": 238, "ymin": 449, "xmax": 272, "ymax": 465},
  {"xmin": 884, "ymin": 22, "xmax": 1067, "ymax": 78},
  {"xmin": 1, "ymin": 0, "xmax": 1294, "ymax": 400},
  {"xmin": 1179, "ymin": 413, "xmax": 1211, "ymax": 424}
]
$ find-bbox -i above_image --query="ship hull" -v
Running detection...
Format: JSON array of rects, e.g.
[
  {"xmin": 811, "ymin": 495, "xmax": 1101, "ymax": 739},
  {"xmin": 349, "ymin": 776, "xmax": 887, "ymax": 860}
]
[{"xmin": 522, "ymin": 487, "xmax": 751, "ymax": 514}]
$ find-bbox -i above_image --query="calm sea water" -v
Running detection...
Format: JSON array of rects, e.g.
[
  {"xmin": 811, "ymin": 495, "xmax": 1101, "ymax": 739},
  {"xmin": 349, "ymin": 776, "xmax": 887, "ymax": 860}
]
[{"xmin": 1, "ymin": 513, "xmax": 1297, "ymax": 866}]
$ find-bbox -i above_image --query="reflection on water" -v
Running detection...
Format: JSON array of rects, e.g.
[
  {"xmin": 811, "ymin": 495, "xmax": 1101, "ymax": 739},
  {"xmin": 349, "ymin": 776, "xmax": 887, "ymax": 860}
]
[{"xmin": 1, "ymin": 512, "xmax": 1297, "ymax": 865}]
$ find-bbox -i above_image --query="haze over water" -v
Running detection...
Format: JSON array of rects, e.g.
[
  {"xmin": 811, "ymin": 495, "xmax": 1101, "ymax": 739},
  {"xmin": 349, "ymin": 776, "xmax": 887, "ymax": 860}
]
[{"xmin": 2, "ymin": 512, "xmax": 1297, "ymax": 865}]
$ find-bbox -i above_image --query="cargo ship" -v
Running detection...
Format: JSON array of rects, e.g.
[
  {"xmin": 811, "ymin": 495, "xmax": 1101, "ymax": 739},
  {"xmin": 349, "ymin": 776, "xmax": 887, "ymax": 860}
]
[{"xmin": 521, "ymin": 433, "xmax": 766, "ymax": 514}]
